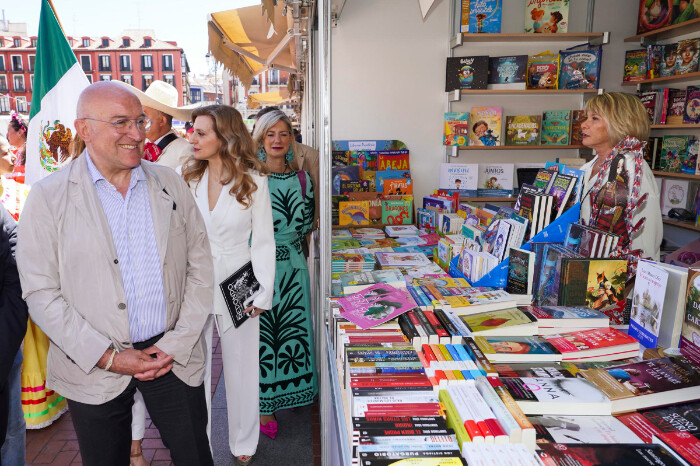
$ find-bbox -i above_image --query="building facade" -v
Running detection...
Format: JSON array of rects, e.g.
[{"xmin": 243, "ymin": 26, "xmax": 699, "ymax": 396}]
[{"xmin": 0, "ymin": 29, "xmax": 190, "ymax": 115}]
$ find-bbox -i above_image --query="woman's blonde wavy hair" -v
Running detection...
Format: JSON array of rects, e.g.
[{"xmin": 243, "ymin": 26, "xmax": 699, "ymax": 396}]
[
  {"xmin": 252, "ymin": 110, "xmax": 300, "ymax": 171},
  {"xmin": 182, "ymin": 105, "xmax": 269, "ymax": 208},
  {"xmin": 585, "ymin": 92, "xmax": 650, "ymax": 146}
]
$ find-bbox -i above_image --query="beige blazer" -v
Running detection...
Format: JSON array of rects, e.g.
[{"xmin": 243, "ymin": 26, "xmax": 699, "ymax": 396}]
[
  {"xmin": 16, "ymin": 153, "xmax": 214, "ymax": 405},
  {"xmin": 157, "ymin": 134, "xmax": 194, "ymax": 170}
]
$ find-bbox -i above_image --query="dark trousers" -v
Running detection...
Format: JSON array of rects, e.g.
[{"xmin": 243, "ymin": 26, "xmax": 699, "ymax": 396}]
[{"xmin": 67, "ymin": 335, "xmax": 213, "ymax": 466}]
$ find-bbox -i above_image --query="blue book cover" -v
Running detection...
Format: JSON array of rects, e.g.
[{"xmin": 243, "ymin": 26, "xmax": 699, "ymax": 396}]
[
  {"xmin": 558, "ymin": 45, "xmax": 602, "ymax": 90},
  {"xmin": 488, "ymin": 55, "xmax": 528, "ymax": 89},
  {"xmin": 375, "ymin": 170, "xmax": 411, "ymax": 192},
  {"xmin": 469, "ymin": 0, "xmax": 502, "ymax": 33}
]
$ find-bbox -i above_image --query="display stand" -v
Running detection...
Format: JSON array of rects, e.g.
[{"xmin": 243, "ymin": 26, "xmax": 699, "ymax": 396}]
[{"xmin": 449, "ymin": 204, "xmax": 580, "ymax": 287}]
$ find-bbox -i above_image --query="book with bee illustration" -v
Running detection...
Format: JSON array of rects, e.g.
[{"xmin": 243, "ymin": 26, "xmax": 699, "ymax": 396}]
[{"xmin": 541, "ymin": 110, "xmax": 571, "ymax": 145}]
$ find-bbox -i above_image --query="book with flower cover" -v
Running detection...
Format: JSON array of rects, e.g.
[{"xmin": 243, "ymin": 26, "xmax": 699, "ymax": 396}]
[
  {"xmin": 545, "ymin": 327, "xmax": 639, "ymax": 362},
  {"xmin": 337, "ymin": 283, "xmax": 417, "ymax": 330},
  {"xmin": 581, "ymin": 355, "xmax": 700, "ymax": 414},
  {"xmin": 536, "ymin": 443, "xmax": 682, "ymax": 465}
]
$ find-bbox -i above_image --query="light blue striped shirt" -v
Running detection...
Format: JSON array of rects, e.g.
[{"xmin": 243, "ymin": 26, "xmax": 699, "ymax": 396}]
[{"xmin": 86, "ymin": 152, "xmax": 166, "ymax": 343}]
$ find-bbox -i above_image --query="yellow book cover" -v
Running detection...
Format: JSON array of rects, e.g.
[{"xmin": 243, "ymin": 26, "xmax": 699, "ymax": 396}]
[
  {"xmin": 461, "ymin": 308, "xmax": 535, "ymax": 333},
  {"xmin": 338, "ymin": 201, "xmax": 370, "ymax": 226}
]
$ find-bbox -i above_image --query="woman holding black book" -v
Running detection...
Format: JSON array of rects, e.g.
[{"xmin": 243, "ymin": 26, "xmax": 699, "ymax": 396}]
[
  {"xmin": 252, "ymin": 110, "xmax": 318, "ymax": 440},
  {"xmin": 183, "ymin": 105, "xmax": 276, "ymax": 466},
  {"xmin": 579, "ymin": 92, "xmax": 663, "ymax": 274}
]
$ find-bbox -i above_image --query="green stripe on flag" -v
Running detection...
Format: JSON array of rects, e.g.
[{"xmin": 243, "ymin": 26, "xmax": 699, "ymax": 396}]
[{"xmin": 29, "ymin": 0, "xmax": 79, "ymax": 119}]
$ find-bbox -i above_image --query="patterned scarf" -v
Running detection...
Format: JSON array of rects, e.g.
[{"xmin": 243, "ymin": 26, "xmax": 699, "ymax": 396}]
[{"xmin": 585, "ymin": 136, "xmax": 649, "ymax": 276}]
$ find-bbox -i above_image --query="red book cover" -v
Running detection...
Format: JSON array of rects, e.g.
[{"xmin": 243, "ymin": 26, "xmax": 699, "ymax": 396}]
[
  {"xmin": 616, "ymin": 401, "xmax": 700, "ymax": 443},
  {"xmin": 420, "ymin": 233, "xmax": 441, "ymax": 246},
  {"xmin": 378, "ymin": 153, "xmax": 410, "ymax": 171},
  {"xmin": 545, "ymin": 327, "xmax": 638, "ymax": 357},
  {"xmin": 424, "ymin": 310, "xmax": 449, "ymax": 338},
  {"xmin": 655, "ymin": 432, "xmax": 700, "ymax": 465}
]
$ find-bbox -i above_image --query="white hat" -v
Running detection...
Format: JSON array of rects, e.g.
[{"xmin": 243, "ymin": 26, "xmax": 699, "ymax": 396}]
[{"xmin": 115, "ymin": 80, "xmax": 200, "ymax": 122}]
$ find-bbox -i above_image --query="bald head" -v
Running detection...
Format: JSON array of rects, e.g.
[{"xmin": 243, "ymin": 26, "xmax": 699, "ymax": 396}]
[{"xmin": 76, "ymin": 81, "xmax": 141, "ymax": 119}]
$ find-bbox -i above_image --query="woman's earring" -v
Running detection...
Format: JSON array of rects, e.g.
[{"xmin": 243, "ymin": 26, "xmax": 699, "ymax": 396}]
[
  {"xmin": 285, "ymin": 146, "xmax": 294, "ymax": 163},
  {"xmin": 257, "ymin": 147, "xmax": 267, "ymax": 162}
]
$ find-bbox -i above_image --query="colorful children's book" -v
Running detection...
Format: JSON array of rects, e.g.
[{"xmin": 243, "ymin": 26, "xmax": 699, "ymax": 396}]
[
  {"xmin": 682, "ymin": 268, "xmax": 700, "ymax": 353},
  {"xmin": 546, "ymin": 172, "xmax": 576, "ymax": 218},
  {"xmin": 332, "ymin": 166, "xmax": 361, "ymax": 195},
  {"xmin": 487, "ymin": 55, "xmax": 527, "ymax": 89},
  {"xmin": 382, "ymin": 178, "xmax": 413, "ymax": 196},
  {"xmin": 438, "ymin": 163, "xmax": 478, "ymax": 196},
  {"xmin": 469, "ymin": 106, "xmax": 502, "ymax": 146},
  {"xmin": 527, "ymin": 51, "xmax": 559, "ymax": 88},
  {"xmin": 468, "ymin": 0, "xmax": 502, "ymax": 33},
  {"xmin": 377, "ymin": 151, "xmax": 410, "ymax": 171},
  {"xmin": 443, "ymin": 112, "xmax": 471, "ymax": 146},
  {"xmin": 557, "ymin": 259, "xmax": 628, "ymax": 311},
  {"xmin": 339, "ymin": 180, "xmax": 370, "ymax": 194},
  {"xmin": 381, "ymin": 199, "xmax": 413, "ymax": 225},
  {"xmin": 637, "ymin": 0, "xmax": 673, "ymax": 34},
  {"xmin": 661, "ymin": 178, "xmax": 690, "ymax": 215},
  {"xmin": 623, "ymin": 49, "xmax": 649, "ymax": 82},
  {"xmin": 348, "ymin": 192, "xmax": 384, "ymax": 223},
  {"xmin": 524, "ymin": 0, "xmax": 569, "ymax": 33},
  {"xmin": 541, "ymin": 111, "xmax": 571, "ymax": 146},
  {"xmin": 629, "ymin": 260, "xmax": 670, "ymax": 348},
  {"xmin": 683, "ymin": 86, "xmax": 700, "ymax": 124},
  {"xmin": 506, "ymin": 248, "xmax": 535, "ymax": 295},
  {"xmin": 666, "ymin": 88, "xmax": 688, "ymax": 125},
  {"xmin": 375, "ymin": 170, "xmax": 411, "ymax": 191},
  {"xmin": 445, "ymin": 56, "xmax": 489, "ymax": 92},
  {"xmin": 647, "ymin": 43, "xmax": 664, "ymax": 79},
  {"xmin": 660, "ymin": 135, "xmax": 690, "ymax": 173},
  {"xmin": 339, "ymin": 201, "xmax": 370, "ymax": 226},
  {"xmin": 683, "ymin": 138, "xmax": 698, "ymax": 175},
  {"xmin": 660, "ymin": 43, "xmax": 679, "ymax": 77},
  {"xmin": 375, "ymin": 252, "xmax": 432, "ymax": 269},
  {"xmin": 675, "ymin": 38, "xmax": 700, "ymax": 75},
  {"xmin": 558, "ymin": 45, "xmax": 602, "ymax": 89},
  {"xmin": 477, "ymin": 164, "xmax": 514, "ymax": 197},
  {"xmin": 337, "ymin": 283, "xmax": 417, "ymax": 330},
  {"xmin": 504, "ymin": 115, "xmax": 541, "ymax": 146}
]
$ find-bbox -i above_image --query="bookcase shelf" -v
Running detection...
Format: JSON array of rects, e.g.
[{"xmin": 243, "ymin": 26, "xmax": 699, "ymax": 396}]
[
  {"xmin": 452, "ymin": 32, "xmax": 608, "ymax": 46},
  {"xmin": 457, "ymin": 88, "xmax": 601, "ymax": 95},
  {"xmin": 662, "ymin": 217, "xmax": 700, "ymax": 232},
  {"xmin": 621, "ymin": 71, "xmax": 700, "ymax": 86},
  {"xmin": 624, "ymin": 17, "xmax": 700, "ymax": 43},
  {"xmin": 455, "ymin": 145, "xmax": 586, "ymax": 151},
  {"xmin": 652, "ymin": 170, "xmax": 700, "ymax": 180},
  {"xmin": 459, "ymin": 197, "xmax": 516, "ymax": 203},
  {"xmin": 650, "ymin": 124, "xmax": 700, "ymax": 129}
]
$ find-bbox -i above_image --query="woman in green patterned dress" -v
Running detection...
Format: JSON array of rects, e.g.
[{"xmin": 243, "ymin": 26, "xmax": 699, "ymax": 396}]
[{"xmin": 253, "ymin": 110, "xmax": 317, "ymax": 439}]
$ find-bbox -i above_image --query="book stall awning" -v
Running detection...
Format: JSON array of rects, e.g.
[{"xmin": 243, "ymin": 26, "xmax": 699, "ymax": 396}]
[{"xmin": 247, "ymin": 88, "xmax": 292, "ymax": 109}]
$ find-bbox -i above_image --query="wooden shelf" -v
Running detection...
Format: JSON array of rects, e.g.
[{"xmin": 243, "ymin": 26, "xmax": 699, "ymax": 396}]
[
  {"xmin": 459, "ymin": 197, "xmax": 516, "ymax": 202},
  {"xmin": 662, "ymin": 217, "xmax": 700, "ymax": 232},
  {"xmin": 621, "ymin": 71, "xmax": 700, "ymax": 86},
  {"xmin": 332, "ymin": 223, "xmax": 415, "ymax": 230},
  {"xmin": 459, "ymin": 32, "xmax": 606, "ymax": 42},
  {"xmin": 651, "ymin": 124, "xmax": 700, "ymax": 129},
  {"xmin": 652, "ymin": 170, "xmax": 700, "ymax": 180},
  {"xmin": 456, "ymin": 145, "xmax": 585, "ymax": 151},
  {"xmin": 458, "ymin": 88, "xmax": 600, "ymax": 95},
  {"xmin": 624, "ymin": 18, "xmax": 700, "ymax": 43}
]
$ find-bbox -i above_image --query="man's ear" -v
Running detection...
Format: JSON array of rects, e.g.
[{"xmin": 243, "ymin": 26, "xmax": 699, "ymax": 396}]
[{"xmin": 74, "ymin": 119, "xmax": 91, "ymax": 142}]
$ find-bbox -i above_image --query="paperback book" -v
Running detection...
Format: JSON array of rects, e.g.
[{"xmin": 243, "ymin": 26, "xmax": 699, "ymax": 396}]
[
  {"xmin": 524, "ymin": 0, "xmax": 569, "ymax": 33},
  {"xmin": 616, "ymin": 401, "xmax": 700, "ymax": 443},
  {"xmin": 438, "ymin": 163, "xmax": 478, "ymax": 196},
  {"xmin": 545, "ymin": 327, "xmax": 639, "ymax": 362},
  {"xmin": 501, "ymin": 377, "xmax": 610, "ymax": 415},
  {"xmin": 475, "ymin": 335, "xmax": 561, "ymax": 362},
  {"xmin": 505, "ymin": 115, "xmax": 541, "ymax": 146},
  {"xmin": 530, "ymin": 415, "xmax": 642, "ymax": 445},
  {"xmin": 557, "ymin": 259, "xmax": 628, "ymax": 311},
  {"xmin": 468, "ymin": 0, "xmax": 502, "ymax": 33},
  {"xmin": 469, "ymin": 106, "xmax": 502, "ymax": 146},
  {"xmin": 684, "ymin": 86, "xmax": 700, "ymax": 124},
  {"xmin": 537, "ymin": 443, "xmax": 682, "ymax": 465},
  {"xmin": 506, "ymin": 248, "xmax": 535, "ymax": 296},
  {"xmin": 541, "ymin": 111, "xmax": 571, "ymax": 146},
  {"xmin": 624, "ymin": 49, "xmax": 649, "ymax": 82},
  {"xmin": 682, "ymin": 268, "xmax": 700, "ymax": 353},
  {"xmin": 337, "ymin": 283, "xmax": 417, "ymax": 329},
  {"xmin": 629, "ymin": 260, "xmax": 670, "ymax": 348},
  {"xmin": 488, "ymin": 55, "xmax": 527, "ymax": 89},
  {"xmin": 477, "ymin": 163, "xmax": 514, "ymax": 197},
  {"xmin": 443, "ymin": 112, "xmax": 471, "ymax": 146},
  {"xmin": 381, "ymin": 199, "xmax": 413, "ymax": 225},
  {"xmin": 445, "ymin": 56, "xmax": 489, "ymax": 92},
  {"xmin": 461, "ymin": 307, "xmax": 538, "ymax": 336}
]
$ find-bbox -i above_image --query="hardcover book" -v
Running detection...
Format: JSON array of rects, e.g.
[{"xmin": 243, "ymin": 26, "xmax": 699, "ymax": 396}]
[
  {"xmin": 505, "ymin": 115, "xmax": 541, "ymax": 146},
  {"xmin": 382, "ymin": 178, "xmax": 413, "ymax": 196},
  {"xmin": 570, "ymin": 110, "xmax": 586, "ymax": 146},
  {"xmin": 339, "ymin": 180, "xmax": 370, "ymax": 194},
  {"xmin": 660, "ymin": 135, "xmax": 689, "ymax": 173},
  {"xmin": 647, "ymin": 44, "xmax": 664, "ymax": 79},
  {"xmin": 487, "ymin": 55, "xmax": 527, "ymax": 89},
  {"xmin": 683, "ymin": 86, "xmax": 700, "ymax": 124},
  {"xmin": 219, "ymin": 261, "xmax": 261, "ymax": 329},
  {"xmin": 445, "ymin": 56, "xmax": 489, "ymax": 92},
  {"xmin": 675, "ymin": 39, "xmax": 700, "ymax": 75},
  {"xmin": 381, "ymin": 199, "xmax": 413, "ymax": 225},
  {"xmin": 557, "ymin": 259, "xmax": 628, "ymax": 311},
  {"xmin": 443, "ymin": 112, "xmax": 471, "ymax": 146},
  {"xmin": 623, "ymin": 49, "xmax": 649, "ymax": 82},
  {"xmin": 469, "ymin": 106, "xmax": 502, "ymax": 146},
  {"xmin": 661, "ymin": 43, "xmax": 679, "ymax": 77},
  {"xmin": 339, "ymin": 201, "xmax": 371, "ymax": 226},
  {"xmin": 524, "ymin": 0, "xmax": 569, "ymax": 33},
  {"xmin": 666, "ymin": 88, "xmax": 688, "ymax": 125},
  {"xmin": 477, "ymin": 163, "xmax": 514, "ymax": 197},
  {"xmin": 541, "ymin": 111, "xmax": 571, "ymax": 146},
  {"xmin": 332, "ymin": 166, "xmax": 361, "ymax": 195},
  {"xmin": 558, "ymin": 45, "xmax": 602, "ymax": 89},
  {"xmin": 337, "ymin": 283, "xmax": 417, "ymax": 329},
  {"xmin": 468, "ymin": 0, "xmax": 502, "ymax": 33},
  {"xmin": 375, "ymin": 170, "xmax": 411, "ymax": 192},
  {"xmin": 661, "ymin": 179, "xmax": 690, "ymax": 215},
  {"xmin": 629, "ymin": 260, "xmax": 670, "ymax": 348},
  {"xmin": 637, "ymin": 0, "xmax": 673, "ymax": 34},
  {"xmin": 682, "ymin": 268, "xmax": 700, "ymax": 353},
  {"xmin": 348, "ymin": 151, "xmax": 379, "ymax": 171},
  {"xmin": 438, "ymin": 163, "xmax": 478, "ymax": 196},
  {"xmin": 683, "ymin": 138, "xmax": 699, "ymax": 174},
  {"xmin": 348, "ymin": 192, "xmax": 384, "ymax": 222},
  {"xmin": 377, "ymin": 152, "xmax": 410, "ymax": 171}
]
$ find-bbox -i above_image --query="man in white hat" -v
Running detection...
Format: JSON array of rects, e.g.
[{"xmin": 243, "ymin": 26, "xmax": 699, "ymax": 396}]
[{"xmin": 117, "ymin": 80, "xmax": 195, "ymax": 170}]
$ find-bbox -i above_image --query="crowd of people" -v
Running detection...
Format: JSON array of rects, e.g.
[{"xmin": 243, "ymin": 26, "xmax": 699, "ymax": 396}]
[{"xmin": 0, "ymin": 79, "xmax": 319, "ymax": 466}]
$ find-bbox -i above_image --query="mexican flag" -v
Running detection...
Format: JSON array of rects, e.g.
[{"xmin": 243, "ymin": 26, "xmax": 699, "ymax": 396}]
[{"xmin": 26, "ymin": 0, "xmax": 89, "ymax": 185}]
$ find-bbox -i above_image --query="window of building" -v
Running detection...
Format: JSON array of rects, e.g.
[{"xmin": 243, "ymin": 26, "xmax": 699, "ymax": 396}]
[
  {"xmin": 163, "ymin": 74, "xmax": 175, "ymax": 87},
  {"xmin": 13, "ymin": 38, "xmax": 21, "ymax": 48},
  {"xmin": 99, "ymin": 55, "xmax": 111, "ymax": 71},
  {"xmin": 190, "ymin": 89, "xmax": 201, "ymax": 103},
  {"xmin": 162, "ymin": 54, "xmax": 173, "ymax": 71},
  {"xmin": 0, "ymin": 95, "xmax": 9, "ymax": 113},
  {"xmin": 86, "ymin": 75, "xmax": 93, "ymax": 83},
  {"xmin": 16, "ymin": 97, "xmax": 27, "ymax": 113},
  {"xmin": 28, "ymin": 55, "xmax": 35, "ymax": 72},
  {"xmin": 30, "ymin": 74, "xmax": 33, "ymax": 90},
  {"xmin": 122, "ymin": 38, "xmax": 130, "ymax": 47},
  {"xmin": 101, "ymin": 38, "xmax": 110, "ymax": 47},
  {"xmin": 142, "ymin": 74, "xmax": 153, "ymax": 91},
  {"xmin": 11, "ymin": 56, "xmax": 22, "ymax": 72},
  {"xmin": 120, "ymin": 55, "xmax": 131, "ymax": 71},
  {"xmin": 141, "ymin": 55, "xmax": 153, "ymax": 71},
  {"xmin": 252, "ymin": 77, "xmax": 258, "ymax": 85},
  {"xmin": 0, "ymin": 75, "xmax": 7, "ymax": 91},
  {"xmin": 121, "ymin": 75, "xmax": 132, "ymax": 85},
  {"xmin": 31, "ymin": 38, "xmax": 38, "ymax": 48},
  {"xmin": 13, "ymin": 75, "xmax": 24, "ymax": 92},
  {"xmin": 0, "ymin": 38, "xmax": 4, "ymax": 47},
  {"xmin": 100, "ymin": 75, "xmax": 111, "ymax": 81},
  {"xmin": 80, "ymin": 55, "xmax": 91, "ymax": 72},
  {"xmin": 0, "ymin": 56, "xmax": 5, "ymax": 72},
  {"xmin": 269, "ymin": 69, "xmax": 279, "ymax": 85},
  {"xmin": 144, "ymin": 38, "xmax": 152, "ymax": 47},
  {"xmin": 82, "ymin": 38, "xmax": 90, "ymax": 47}
]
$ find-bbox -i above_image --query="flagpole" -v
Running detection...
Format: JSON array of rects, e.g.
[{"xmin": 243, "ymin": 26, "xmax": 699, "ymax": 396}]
[{"xmin": 45, "ymin": 0, "xmax": 66, "ymax": 35}]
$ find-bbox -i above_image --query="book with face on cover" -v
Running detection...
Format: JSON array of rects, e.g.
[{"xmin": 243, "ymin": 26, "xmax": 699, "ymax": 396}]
[
  {"xmin": 469, "ymin": 107, "xmax": 502, "ymax": 147},
  {"xmin": 524, "ymin": 0, "xmax": 569, "ymax": 33},
  {"xmin": 443, "ymin": 112, "xmax": 471, "ymax": 146},
  {"xmin": 475, "ymin": 335, "xmax": 561, "ymax": 363},
  {"xmin": 500, "ymin": 377, "xmax": 611, "ymax": 415},
  {"xmin": 438, "ymin": 163, "xmax": 478, "ymax": 196},
  {"xmin": 477, "ymin": 163, "xmax": 514, "ymax": 197}
]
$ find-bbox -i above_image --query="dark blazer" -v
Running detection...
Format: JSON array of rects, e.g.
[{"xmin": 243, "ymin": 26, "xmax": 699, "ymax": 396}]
[{"xmin": 0, "ymin": 206, "xmax": 27, "ymax": 390}]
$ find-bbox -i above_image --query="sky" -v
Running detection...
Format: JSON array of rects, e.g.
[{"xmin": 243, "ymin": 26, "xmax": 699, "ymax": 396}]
[{"xmin": 2, "ymin": 0, "xmax": 260, "ymax": 75}]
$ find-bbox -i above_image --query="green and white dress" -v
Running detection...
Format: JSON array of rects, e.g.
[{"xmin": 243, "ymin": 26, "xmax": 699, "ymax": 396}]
[{"xmin": 259, "ymin": 170, "xmax": 317, "ymax": 414}]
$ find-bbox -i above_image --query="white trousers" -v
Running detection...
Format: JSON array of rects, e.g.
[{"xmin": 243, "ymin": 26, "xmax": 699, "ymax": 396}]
[
  {"xmin": 131, "ymin": 316, "xmax": 215, "ymax": 445},
  {"xmin": 215, "ymin": 314, "xmax": 260, "ymax": 456}
]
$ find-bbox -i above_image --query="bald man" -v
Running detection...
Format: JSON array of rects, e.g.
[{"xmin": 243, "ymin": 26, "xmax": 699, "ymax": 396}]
[{"xmin": 16, "ymin": 82, "xmax": 214, "ymax": 465}]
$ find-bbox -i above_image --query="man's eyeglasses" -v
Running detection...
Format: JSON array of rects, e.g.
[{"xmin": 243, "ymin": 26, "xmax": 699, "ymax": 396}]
[{"xmin": 79, "ymin": 117, "xmax": 151, "ymax": 134}]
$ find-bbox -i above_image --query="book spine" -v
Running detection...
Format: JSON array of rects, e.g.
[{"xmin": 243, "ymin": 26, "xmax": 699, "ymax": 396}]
[
  {"xmin": 397, "ymin": 314, "xmax": 421, "ymax": 349},
  {"xmin": 487, "ymin": 376, "xmax": 536, "ymax": 449},
  {"xmin": 407, "ymin": 310, "xmax": 429, "ymax": 345},
  {"xmin": 464, "ymin": 384, "xmax": 509, "ymax": 443},
  {"xmin": 443, "ymin": 309, "xmax": 474, "ymax": 338},
  {"xmin": 414, "ymin": 309, "xmax": 439, "ymax": 344},
  {"xmin": 424, "ymin": 310, "xmax": 451, "ymax": 343},
  {"xmin": 474, "ymin": 376, "xmax": 521, "ymax": 443},
  {"xmin": 446, "ymin": 385, "xmax": 485, "ymax": 443},
  {"xmin": 406, "ymin": 285, "xmax": 428, "ymax": 310},
  {"xmin": 438, "ymin": 388, "xmax": 472, "ymax": 448},
  {"xmin": 462, "ymin": 338, "xmax": 498, "ymax": 376},
  {"xmin": 434, "ymin": 309, "xmax": 463, "ymax": 345}
]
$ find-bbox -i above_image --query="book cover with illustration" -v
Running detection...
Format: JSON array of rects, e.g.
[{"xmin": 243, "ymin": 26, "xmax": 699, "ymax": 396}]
[
  {"xmin": 530, "ymin": 415, "xmax": 642, "ymax": 444},
  {"xmin": 537, "ymin": 443, "xmax": 681, "ymax": 465},
  {"xmin": 524, "ymin": 0, "xmax": 569, "ymax": 33},
  {"xmin": 684, "ymin": 138, "xmax": 698, "ymax": 175},
  {"xmin": 675, "ymin": 38, "xmax": 700, "ymax": 75},
  {"xmin": 629, "ymin": 260, "xmax": 670, "ymax": 348},
  {"xmin": 339, "ymin": 180, "xmax": 370, "ymax": 194},
  {"xmin": 348, "ymin": 192, "xmax": 384, "ymax": 222},
  {"xmin": 332, "ymin": 166, "xmax": 361, "ymax": 195},
  {"xmin": 381, "ymin": 199, "xmax": 413, "ymax": 225},
  {"xmin": 547, "ymin": 172, "xmax": 576, "ymax": 218},
  {"xmin": 468, "ymin": 0, "xmax": 502, "ymax": 33},
  {"xmin": 684, "ymin": 86, "xmax": 700, "ymax": 124},
  {"xmin": 445, "ymin": 56, "xmax": 489, "ymax": 92},
  {"xmin": 527, "ymin": 51, "xmax": 559, "ymax": 88},
  {"xmin": 637, "ymin": 0, "xmax": 673, "ymax": 34},
  {"xmin": 347, "ymin": 151, "xmax": 378, "ymax": 171},
  {"xmin": 666, "ymin": 88, "xmax": 688, "ymax": 125},
  {"xmin": 661, "ymin": 179, "xmax": 690, "ymax": 216},
  {"xmin": 660, "ymin": 135, "xmax": 689, "ymax": 173},
  {"xmin": 506, "ymin": 247, "xmax": 535, "ymax": 295},
  {"xmin": 469, "ymin": 106, "xmax": 502, "ymax": 146},
  {"xmin": 541, "ymin": 111, "xmax": 571, "ymax": 145},
  {"xmin": 624, "ymin": 49, "xmax": 649, "ymax": 82},
  {"xmin": 377, "ymin": 151, "xmax": 410, "ymax": 171},
  {"xmin": 477, "ymin": 163, "xmax": 514, "ymax": 197},
  {"xmin": 338, "ymin": 201, "xmax": 370, "ymax": 226},
  {"xmin": 505, "ymin": 115, "xmax": 541, "ymax": 145},
  {"xmin": 558, "ymin": 46, "xmax": 602, "ymax": 89},
  {"xmin": 488, "ymin": 55, "xmax": 527, "ymax": 89},
  {"xmin": 545, "ymin": 327, "xmax": 638, "ymax": 360},
  {"xmin": 337, "ymin": 283, "xmax": 416, "ymax": 330},
  {"xmin": 616, "ymin": 400, "xmax": 700, "ymax": 443},
  {"xmin": 375, "ymin": 170, "xmax": 411, "ymax": 192},
  {"xmin": 375, "ymin": 252, "xmax": 432, "ymax": 268},
  {"xmin": 382, "ymin": 178, "xmax": 413, "ymax": 196},
  {"xmin": 557, "ymin": 259, "xmax": 628, "ymax": 311},
  {"xmin": 682, "ymin": 268, "xmax": 700, "ymax": 353},
  {"xmin": 661, "ymin": 43, "xmax": 679, "ymax": 77},
  {"xmin": 475, "ymin": 336, "xmax": 560, "ymax": 360},
  {"xmin": 443, "ymin": 112, "xmax": 471, "ymax": 146},
  {"xmin": 438, "ymin": 163, "xmax": 478, "ymax": 196},
  {"xmin": 461, "ymin": 307, "xmax": 537, "ymax": 335},
  {"xmin": 570, "ymin": 110, "xmax": 586, "ymax": 146}
]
